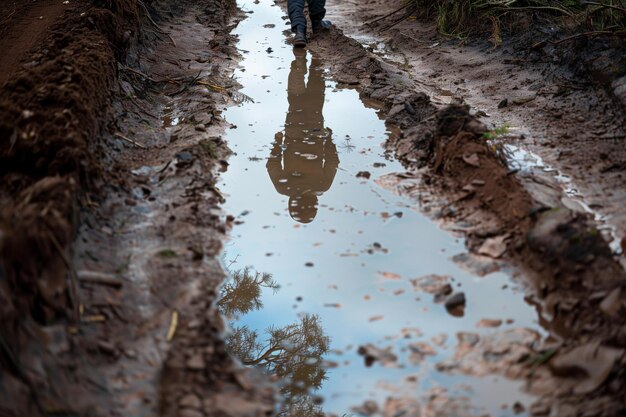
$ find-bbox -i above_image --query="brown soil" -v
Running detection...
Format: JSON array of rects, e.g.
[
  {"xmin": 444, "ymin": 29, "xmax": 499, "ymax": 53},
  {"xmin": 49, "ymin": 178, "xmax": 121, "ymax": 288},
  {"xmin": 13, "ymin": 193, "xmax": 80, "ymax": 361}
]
[
  {"xmin": 0, "ymin": 0, "xmax": 69, "ymax": 86},
  {"xmin": 0, "ymin": 0, "xmax": 274, "ymax": 415}
]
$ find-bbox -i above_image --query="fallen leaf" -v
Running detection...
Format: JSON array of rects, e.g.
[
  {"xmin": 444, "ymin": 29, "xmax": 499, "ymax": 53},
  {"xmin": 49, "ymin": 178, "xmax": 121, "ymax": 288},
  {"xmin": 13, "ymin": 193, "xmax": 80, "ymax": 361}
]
[
  {"xmin": 378, "ymin": 271, "xmax": 402, "ymax": 280},
  {"xmin": 476, "ymin": 319, "xmax": 503, "ymax": 328}
]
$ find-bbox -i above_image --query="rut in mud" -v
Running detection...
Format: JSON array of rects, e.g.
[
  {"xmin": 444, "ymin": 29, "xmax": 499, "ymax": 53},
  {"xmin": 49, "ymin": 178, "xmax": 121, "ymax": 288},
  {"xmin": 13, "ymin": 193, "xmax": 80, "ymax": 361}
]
[
  {"xmin": 1, "ymin": 0, "xmax": 626, "ymax": 416},
  {"xmin": 217, "ymin": 1, "xmax": 544, "ymax": 416}
]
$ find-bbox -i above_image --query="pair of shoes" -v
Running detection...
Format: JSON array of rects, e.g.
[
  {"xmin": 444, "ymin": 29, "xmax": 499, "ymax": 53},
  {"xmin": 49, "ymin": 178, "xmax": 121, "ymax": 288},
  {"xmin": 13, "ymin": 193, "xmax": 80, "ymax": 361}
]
[
  {"xmin": 312, "ymin": 19, "xmax": 332, "ymax": 34},
  {"xmin": 293, "ymin": 30, "xmax": 307, "ymax": 47}
]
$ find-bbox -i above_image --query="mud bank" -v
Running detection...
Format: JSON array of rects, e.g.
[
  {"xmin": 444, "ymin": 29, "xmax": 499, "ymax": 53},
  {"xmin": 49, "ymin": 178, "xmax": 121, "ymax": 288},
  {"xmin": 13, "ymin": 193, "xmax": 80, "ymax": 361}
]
[
  {"xmin": 290, "ymin": 8, "xmax": 626, "ymax": 417},
  {"xmin": 326, "ymin": 0, "xmax": 626, "ymax": 260},
  {"xmin": 0, "ymin": 0, "xmax": 140, "ymax": 413},
  {"xmin": 0, "ymin": 0, "xmax": 270, "ymax": 415}
]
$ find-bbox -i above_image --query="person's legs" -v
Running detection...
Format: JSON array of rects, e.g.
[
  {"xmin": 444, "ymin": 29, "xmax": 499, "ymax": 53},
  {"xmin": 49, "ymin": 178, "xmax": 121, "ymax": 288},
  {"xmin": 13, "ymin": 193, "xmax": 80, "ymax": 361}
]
[
  {"xmin": 307, "ymin": 0, "xmax": 326, "ymax": 29},
  {"xmin": 288, "ymin": 0, "xmax": 307, "ymax": 33}
]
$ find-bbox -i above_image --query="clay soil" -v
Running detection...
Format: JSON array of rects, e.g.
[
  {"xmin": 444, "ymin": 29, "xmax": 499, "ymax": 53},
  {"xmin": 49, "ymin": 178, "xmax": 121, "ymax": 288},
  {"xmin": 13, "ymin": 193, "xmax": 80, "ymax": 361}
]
[{"xmin": 1, "ymin": 0, "xmax": 625, "ymax": 416}]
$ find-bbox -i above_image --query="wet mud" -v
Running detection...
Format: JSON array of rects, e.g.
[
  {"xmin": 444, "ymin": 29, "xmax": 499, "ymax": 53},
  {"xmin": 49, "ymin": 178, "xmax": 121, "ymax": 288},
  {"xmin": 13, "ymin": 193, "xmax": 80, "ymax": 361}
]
[{"xmin": 1, "ymin": 0, "xmax": 625, "ymax": 416}]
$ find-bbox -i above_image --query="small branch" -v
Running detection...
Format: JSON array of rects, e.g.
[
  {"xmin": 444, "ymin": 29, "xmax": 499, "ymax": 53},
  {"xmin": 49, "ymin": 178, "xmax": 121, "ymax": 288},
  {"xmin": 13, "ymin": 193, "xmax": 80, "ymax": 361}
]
[
  {"xmin": 380, "ymin": 7, "xmax": 418, "ymax": 32},
  {"xmin": 137, "ymin": 0, "xmax": 169, "ymax": 35},
  {"xmin": 114, "ymin": 132, "xmax": 147, "ymax": 149},
  {"xmin": 77, "ymin": 271, "xmax": 124, "ymax": 288},
  {"xmin": 120, "ymin": 64, "xmax": 160, "ymax": 83},
  {"xmin": 531, "ymin": 30, "xmax": 626, "ymax": 50},
  {"xmin": 582, "ymin": 1, "xmax": 626, "ymax": 14},
  {"xmin": 365, "ymin": 3, "xmax": 409, "ymax": 26}
]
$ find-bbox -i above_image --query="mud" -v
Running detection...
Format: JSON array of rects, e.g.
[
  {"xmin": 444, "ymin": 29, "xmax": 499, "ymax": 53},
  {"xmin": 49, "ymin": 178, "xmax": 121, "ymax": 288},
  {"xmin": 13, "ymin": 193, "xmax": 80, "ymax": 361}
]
[
  {"xmin": 272, "ymin": 2, "xmax": 626, "ymax": 416},
  {"xmin": 325, "ymin": 0, "xmax": 626, "ymax": 259},
  {"xmin": 1, "ymin": 0, "xmax": 625, "ymax": 416},
  {"xmin": 0, "ymin": 0, "xmax": 267, "ymax": 415},
  {"xmin": 0, "ymin": 1, "xmax": 138, "ymax": 411}
]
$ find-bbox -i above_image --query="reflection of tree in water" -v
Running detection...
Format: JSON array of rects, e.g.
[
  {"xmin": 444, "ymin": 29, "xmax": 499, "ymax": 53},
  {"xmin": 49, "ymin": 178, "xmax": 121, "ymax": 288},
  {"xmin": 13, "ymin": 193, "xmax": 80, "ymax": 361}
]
[
  {"xmin": 218, "ymin": 267, "xmax": 279, "ymax": 319},
  {"xmin": 219, "ymin": 268, "xmax": 330, "ymax": 417}
]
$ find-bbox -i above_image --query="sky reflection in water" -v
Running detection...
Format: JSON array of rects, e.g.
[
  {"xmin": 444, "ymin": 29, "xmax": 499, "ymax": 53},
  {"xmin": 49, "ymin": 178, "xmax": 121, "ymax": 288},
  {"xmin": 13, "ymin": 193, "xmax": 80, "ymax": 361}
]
[{"xmin": 218, "ymin": 1, "xmax": 543, "ymax": 416}]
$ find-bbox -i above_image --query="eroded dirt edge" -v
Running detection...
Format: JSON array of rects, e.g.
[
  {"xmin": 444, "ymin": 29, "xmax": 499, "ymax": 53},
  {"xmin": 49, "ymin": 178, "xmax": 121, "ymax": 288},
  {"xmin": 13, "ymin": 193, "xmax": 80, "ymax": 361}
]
[{"xmin": 296, "ymin": 12, "xmax": 626, "ymax": 417}]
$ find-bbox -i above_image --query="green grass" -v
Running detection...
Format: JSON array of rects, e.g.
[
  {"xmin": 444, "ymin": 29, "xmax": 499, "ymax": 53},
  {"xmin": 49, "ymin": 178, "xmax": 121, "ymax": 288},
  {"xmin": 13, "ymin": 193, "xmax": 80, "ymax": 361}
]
[
  {"xmin": 157, "ymin": 249, "xmax": 178, "ymax": 258},
  {"xmin": 482, "ymin": 124, "xmax": 511, "ymax": 140},
  {"xmin": 407, "ymin": 0, "xmax": 626, "ymax": 38}
]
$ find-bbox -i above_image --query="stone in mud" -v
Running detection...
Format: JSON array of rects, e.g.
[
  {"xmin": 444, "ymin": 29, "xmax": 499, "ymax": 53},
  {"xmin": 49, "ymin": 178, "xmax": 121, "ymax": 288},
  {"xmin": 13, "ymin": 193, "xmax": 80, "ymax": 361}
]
[
  {"xmin": 444, "ymin": 292, "xmax": 466, "ymax": 316},
  {"xmin": 179, "ymin": 394, "xmax": 202, "ymax": 410},
  {"xmin": 97, "ymin": 340, "xmax": 118, "ymax": 356},
  {"xmin": 477, "ymin": 235, "xmax": 508, "ymax": 259},
  {"xmin": 451, "ymin": 253, "xmax": 500, "ymax": 277},
  {"xmin": 512, "ymin": 402, "xmax": 526, "ymax": 414}
]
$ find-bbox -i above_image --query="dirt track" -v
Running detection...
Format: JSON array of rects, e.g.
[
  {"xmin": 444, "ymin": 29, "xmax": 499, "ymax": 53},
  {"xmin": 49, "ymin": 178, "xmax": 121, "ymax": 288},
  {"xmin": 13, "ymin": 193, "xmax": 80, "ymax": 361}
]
[{"xmin": 1, "ymin": 0, "xmax": 626, "ymax": 416}]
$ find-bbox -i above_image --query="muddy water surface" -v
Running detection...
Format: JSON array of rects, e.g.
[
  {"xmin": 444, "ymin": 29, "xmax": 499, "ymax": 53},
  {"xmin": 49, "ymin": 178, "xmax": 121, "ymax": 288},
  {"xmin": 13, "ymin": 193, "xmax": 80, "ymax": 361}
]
[{"xmin": 218, "ymin": 1, "xmax": 544, "ymax": 415}]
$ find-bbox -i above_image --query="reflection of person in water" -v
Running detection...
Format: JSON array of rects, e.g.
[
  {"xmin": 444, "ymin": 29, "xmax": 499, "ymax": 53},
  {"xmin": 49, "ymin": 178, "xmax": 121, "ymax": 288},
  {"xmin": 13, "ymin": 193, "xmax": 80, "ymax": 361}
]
[{"xmin": 266, "ymin": 48, "xmax": 339, "ymax": 224}]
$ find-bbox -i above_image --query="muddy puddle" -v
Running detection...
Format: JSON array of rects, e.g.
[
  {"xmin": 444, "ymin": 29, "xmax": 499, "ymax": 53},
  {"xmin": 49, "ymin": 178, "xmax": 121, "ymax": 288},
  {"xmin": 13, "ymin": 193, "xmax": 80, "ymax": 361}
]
[{"xmin": 217, "ymin": 1, "xmax": 546, "ymax": 415}]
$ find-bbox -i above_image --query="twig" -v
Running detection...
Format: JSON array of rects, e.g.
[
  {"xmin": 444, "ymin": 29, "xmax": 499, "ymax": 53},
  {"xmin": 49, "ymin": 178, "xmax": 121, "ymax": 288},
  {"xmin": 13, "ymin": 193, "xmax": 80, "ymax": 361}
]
[
  {"xmin": 531, "ymin": 30, "xmax": 626, "ymax": 49},
  {"xmin": 137, "ymin": 0, "xmax": 169, "ymax": 35},
  {"xmin": 582, "ymin": 1, "xmax": 626, "ymax": 14},
  {"xmin": 492, "ymin": 5, "xmax": 575, "ymax": 16},
  {"xmin": 398, "ymin": 31, "xmax": 434, "ymax": 45},
  {"xmin": 366, "ymin": 3, "xmax": 409, "ymax": 26},
  {"xmin": 167, "ymin": 33, "xmax": 177, "ymax": 48},
  {"xmin": 380, "ymin": 8, "xmax": 418, "ymax": 32},
  {"xmin": 46, "ymin": 230, "xmax": 80, "ymax": 323},
  {"xmin": 126, "ymin": 94, "xmax": 159, "ymax": 119},
  {"xmin": 171, "ymin": 70, "xmax": 203, "ymax": 96},
  {"xmin": 198, "ymin": 80, "xmax": 226, "ymax": 90},
  {"xmin": 77, "ymin": 271, "xmax": 123, "ymax": 288},
  {"xmin": 114, "ymin": 132, "xmax": 147, "ymax": 149},
  {"xmin": 120, "ymin": 64, "xmax": 160, "ymax": 83}
]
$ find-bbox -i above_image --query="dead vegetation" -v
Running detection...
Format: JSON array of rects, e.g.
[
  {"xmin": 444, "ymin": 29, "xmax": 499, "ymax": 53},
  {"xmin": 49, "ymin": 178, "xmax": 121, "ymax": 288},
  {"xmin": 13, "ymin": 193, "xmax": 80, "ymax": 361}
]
[{"xmin": 406, "ymin": 0, "xmax": 626, "ymax": 39}]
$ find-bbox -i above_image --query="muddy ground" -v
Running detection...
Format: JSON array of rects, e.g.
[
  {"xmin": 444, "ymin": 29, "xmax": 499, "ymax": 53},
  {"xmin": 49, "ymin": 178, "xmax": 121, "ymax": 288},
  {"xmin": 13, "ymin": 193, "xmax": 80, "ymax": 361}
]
[{"xmin": 1, "ymin": 0, "xmax": 625, "ymax": 416}]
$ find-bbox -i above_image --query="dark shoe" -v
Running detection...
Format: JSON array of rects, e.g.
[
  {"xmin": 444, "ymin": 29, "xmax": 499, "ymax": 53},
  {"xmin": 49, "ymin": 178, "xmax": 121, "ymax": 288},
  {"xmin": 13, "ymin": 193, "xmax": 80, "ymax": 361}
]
[
  {"xmin": 312, "ymin": 20, "xmax": 332, "ymax": 34},
  {"xmin": 293, "ymin": 30, "xmax": 307, "ymax": 47}
]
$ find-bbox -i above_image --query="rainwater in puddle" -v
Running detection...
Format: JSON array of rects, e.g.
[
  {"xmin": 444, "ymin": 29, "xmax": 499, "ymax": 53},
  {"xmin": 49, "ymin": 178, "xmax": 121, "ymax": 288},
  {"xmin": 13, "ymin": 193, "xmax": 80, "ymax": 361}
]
[{"xmin": 218, "ymin": 1, "xmax": 544, "ymax": 415}]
